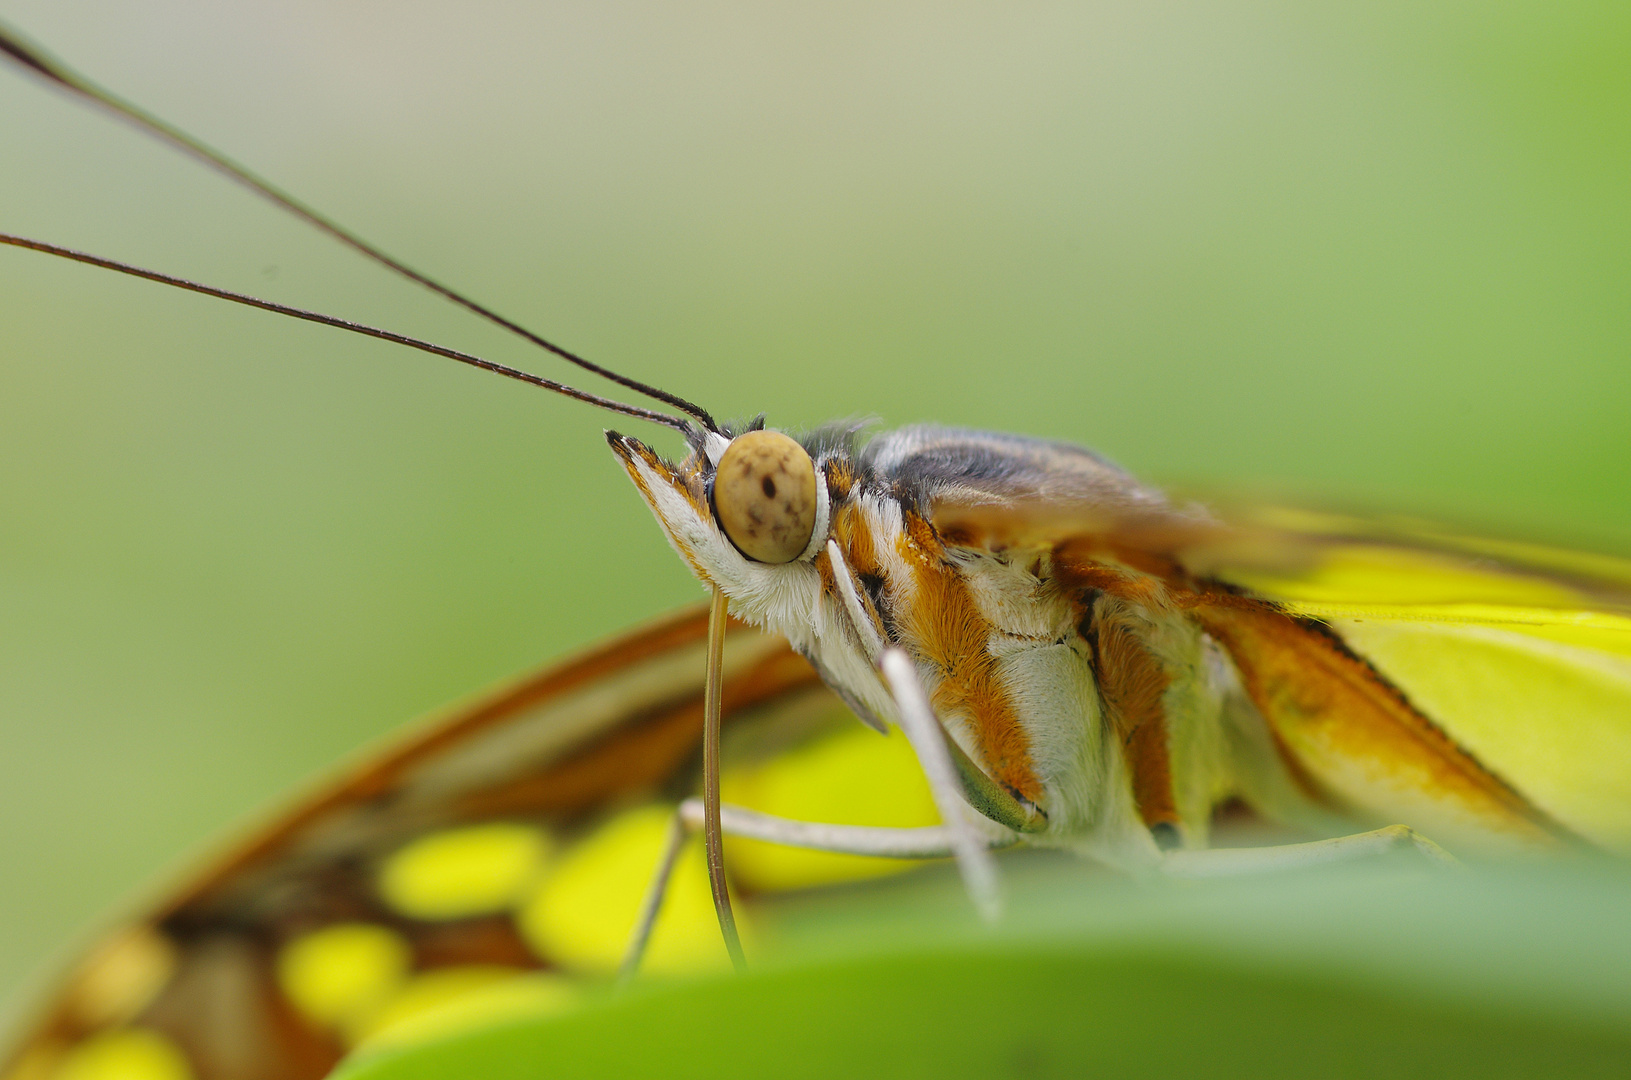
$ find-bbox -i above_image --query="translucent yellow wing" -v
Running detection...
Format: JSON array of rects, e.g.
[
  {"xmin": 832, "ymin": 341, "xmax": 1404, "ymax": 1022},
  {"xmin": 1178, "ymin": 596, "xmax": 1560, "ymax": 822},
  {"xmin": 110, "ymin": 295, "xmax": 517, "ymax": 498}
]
[{"xmin": 1189, "ymin": 504, "xmax": 1631, "ymax": 852}]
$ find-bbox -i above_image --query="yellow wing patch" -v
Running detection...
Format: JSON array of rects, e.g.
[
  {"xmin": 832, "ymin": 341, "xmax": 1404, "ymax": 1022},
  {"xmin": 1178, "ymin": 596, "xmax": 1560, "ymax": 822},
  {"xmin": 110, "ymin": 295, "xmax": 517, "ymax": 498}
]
[
  {"xmin": 517, "ymin": 804, "xmax": 742, "ymax": 977},
  {"xmin": 1222, "ymin": 543, "xmax": 1591, "ymax": 611},
  {"xmin": 1213, "ymin": 533, "xmax": 1631, "ymax": 653},
  {"xmin": 1336, "ymin": 618, "xmax": 1631, "ymax": 852},
  {"xmin": 378, "ymin": 823, "xmax": 551, "ymax": 921},
  {"xmin": 722, "ymin": 721, "xmax": 940, "ymax": 891},
  {"xmin": 61, "ymin": 930, "xmax": 177, "ymax": 1032},
  {"xmin": 349, "ymin": 968, "xmax": 575, "ymax": 1054},
  {"xmin": 1205, "ymin": 525, "xmax": 1631, "ymax": 851},
  {"xmin": 276, "ymin": 924, "xmax": 412, "ymax": 1032},
  {"xmin": 51, "ymin": 1029, "xmax": 192, "ymax": 1080},
  {"xmin": 1215, "ymin": 503, "xmax": 1631, "ymax": 593}
]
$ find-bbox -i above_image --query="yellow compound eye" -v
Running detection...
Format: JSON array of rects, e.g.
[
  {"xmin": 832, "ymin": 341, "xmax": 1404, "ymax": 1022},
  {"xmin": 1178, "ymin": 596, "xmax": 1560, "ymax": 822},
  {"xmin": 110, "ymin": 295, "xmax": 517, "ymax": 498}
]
[{"xmin": 713, "ymin": 430, "xmax": 819, "ymax": 564}]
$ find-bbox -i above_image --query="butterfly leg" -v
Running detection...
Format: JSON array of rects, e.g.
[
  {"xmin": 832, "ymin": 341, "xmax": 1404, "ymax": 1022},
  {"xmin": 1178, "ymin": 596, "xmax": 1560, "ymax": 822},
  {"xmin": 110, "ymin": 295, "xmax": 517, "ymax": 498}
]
[
  {"xmin": 1159, "ymin": 824, "xmax": 1460, "ymax": 878},
  {"xmin": 617, "ymin": 799, "xmax": 1016, "ymax": 979},
  {"xmin": 617, "ymin": 808, "xmax": 690, "ymax": 984},
  {"xmin": 683, "ymin": 799, "xmax": 1017, "ymax": 858},
  {"xmin": 878, "ymin": 648, "xmax": 1008, "ymax": 922},
  {"xmin": 825, "ymin": 540, "xmax": 1017, "ymax": 920}
]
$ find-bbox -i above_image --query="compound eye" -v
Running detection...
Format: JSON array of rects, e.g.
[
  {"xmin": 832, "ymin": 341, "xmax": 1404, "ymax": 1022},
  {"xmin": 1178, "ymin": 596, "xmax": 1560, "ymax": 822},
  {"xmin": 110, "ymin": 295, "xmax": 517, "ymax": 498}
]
[{"xmin": 713, "ymin": 430, "xmax": 818, "ymax": 564}]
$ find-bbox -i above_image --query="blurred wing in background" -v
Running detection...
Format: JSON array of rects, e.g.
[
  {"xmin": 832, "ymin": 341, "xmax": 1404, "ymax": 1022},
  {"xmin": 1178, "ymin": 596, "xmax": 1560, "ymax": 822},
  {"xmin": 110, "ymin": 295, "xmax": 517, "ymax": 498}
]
[{"xmin": 0, "ymin": 609, "xmax": 943, "ymax": 1080}]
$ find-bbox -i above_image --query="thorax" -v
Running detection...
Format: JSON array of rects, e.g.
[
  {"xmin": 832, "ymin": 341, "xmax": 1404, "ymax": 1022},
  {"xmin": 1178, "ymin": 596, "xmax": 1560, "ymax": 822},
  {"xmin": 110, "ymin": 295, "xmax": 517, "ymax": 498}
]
[{"xmin": 760, "ymin": 483, "xmax": 1212, "ymax": 850}]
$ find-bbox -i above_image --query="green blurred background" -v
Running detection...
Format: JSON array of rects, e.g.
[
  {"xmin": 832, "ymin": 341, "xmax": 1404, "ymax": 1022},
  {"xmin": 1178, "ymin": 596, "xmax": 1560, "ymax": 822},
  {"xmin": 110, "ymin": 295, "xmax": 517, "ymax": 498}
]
[{"xmin": 0, "ymin": 0, "xmax": 1627, "ymax": 1027}]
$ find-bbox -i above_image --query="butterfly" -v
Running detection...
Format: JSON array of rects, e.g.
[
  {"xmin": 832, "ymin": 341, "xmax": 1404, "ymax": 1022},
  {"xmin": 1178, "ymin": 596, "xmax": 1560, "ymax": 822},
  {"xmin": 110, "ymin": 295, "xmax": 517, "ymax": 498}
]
[{"xmin": 4, "ymin": 9, "xmax": 1631, "ymax": 1080}]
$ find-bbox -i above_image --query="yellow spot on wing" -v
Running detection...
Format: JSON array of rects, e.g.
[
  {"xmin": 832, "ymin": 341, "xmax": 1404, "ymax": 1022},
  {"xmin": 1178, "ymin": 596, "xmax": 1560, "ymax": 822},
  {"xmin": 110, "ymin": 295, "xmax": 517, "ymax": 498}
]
[
  {"xmin": 378, "ymin": 823, "xmax": 551, "ymax": 921},
  {"xmin": 349, "ymin": 967, "xmax": 576, "ymax": 1052},
  {"xmin": 276, "ymin": 924, "xmax": 410, "ymax": 1029},
  {"xmin": 517, "ymin": 804, "xmax": 744, "ymax": 977},
  {"xmin": 67, "ymin": 928, "xmax": 176, "ymax": 1029},
  {"xmin": 722, "ymin": 723, "xmax": 939, "ymax": 891},
  {"xmin": 52, "ymin": 1029, "xmax": 191, "ymax": 1080}
]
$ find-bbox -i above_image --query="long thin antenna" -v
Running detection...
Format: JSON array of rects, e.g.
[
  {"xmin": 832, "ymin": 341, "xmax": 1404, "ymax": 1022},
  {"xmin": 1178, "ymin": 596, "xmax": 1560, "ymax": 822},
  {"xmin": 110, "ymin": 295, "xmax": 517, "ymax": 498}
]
[
  {"xmin": 0, "ymin": 20, "xmax": 718, "ymax": 432},
  {"xmin": 0, "ymin": 233, "xmax": 692, "ymax": 434}
]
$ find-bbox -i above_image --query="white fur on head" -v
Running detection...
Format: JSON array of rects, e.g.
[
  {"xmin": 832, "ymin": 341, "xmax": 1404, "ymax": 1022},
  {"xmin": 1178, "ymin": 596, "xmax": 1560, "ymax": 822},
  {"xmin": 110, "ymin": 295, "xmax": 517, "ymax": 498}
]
[
  {"xmin": 614, "ymin": 436, "xmax": 828, "ymax": 640},
  {"xmin": 613, "ymin": 432, "xmax": 897, "ymax": 737}
]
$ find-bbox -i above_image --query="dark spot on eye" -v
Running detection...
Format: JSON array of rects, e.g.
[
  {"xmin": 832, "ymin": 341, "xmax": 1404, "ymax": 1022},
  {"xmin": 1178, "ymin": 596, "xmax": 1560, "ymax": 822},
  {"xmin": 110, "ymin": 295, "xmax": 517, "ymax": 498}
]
[{"xmin": 762, "ymin": 476, "xmax": 777, "ymax": 498}]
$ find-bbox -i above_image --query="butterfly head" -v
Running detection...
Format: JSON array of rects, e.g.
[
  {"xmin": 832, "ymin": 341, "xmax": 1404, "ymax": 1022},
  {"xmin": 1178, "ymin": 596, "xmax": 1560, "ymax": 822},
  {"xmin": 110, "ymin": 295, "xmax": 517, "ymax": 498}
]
[{"xmin": 606, "ymin": 424, "xmax": 842, "ymax": 622}]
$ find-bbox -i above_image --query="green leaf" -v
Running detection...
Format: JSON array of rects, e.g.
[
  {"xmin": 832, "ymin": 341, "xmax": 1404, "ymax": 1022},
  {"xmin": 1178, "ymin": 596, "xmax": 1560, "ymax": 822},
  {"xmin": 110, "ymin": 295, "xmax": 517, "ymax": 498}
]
[{"xmin": 333, "ymin": 854, "xmax": 1631, "ymax": 1079}]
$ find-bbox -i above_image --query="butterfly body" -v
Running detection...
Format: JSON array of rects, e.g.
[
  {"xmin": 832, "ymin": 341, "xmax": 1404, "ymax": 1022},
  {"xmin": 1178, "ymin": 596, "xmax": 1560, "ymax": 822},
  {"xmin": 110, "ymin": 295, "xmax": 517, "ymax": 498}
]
[{"xmin": 613, "ymin": 421, "xmax": 1573, "ymax": 868}]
